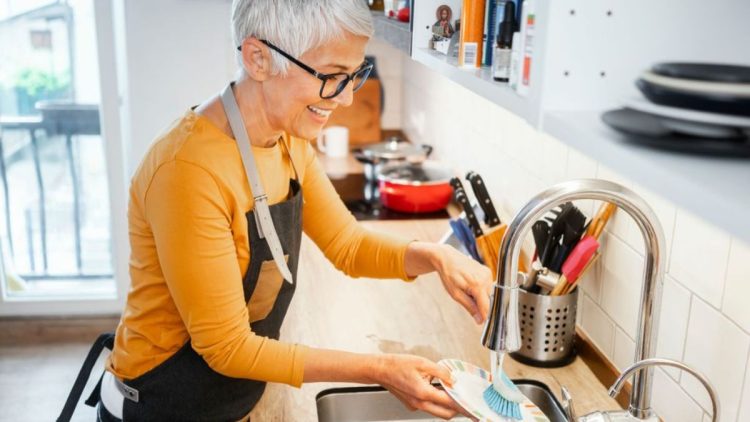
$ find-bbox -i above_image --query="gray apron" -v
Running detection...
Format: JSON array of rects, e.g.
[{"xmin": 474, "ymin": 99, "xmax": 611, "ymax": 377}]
[{"xmin": 58, "ymin": 83, "xmax": 303, "ymax": 421}]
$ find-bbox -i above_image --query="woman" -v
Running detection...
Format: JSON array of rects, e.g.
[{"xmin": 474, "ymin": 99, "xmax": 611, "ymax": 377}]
[{"xmin": 63, "ymin": 1, "xmax": 493, "ymax": 420}]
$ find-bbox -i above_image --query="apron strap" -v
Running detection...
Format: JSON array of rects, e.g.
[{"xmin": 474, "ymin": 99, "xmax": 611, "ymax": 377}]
[
  {"xmin": 57, "ymin": 332, "xmax": 115, "ymax": 422},
  {"xmin": 279, "ymin": 137, "xmax": 300, "ymax": 183},
  {"xmin": 220, "ymin": 83, "xmax": 293, "ymax": 284}
]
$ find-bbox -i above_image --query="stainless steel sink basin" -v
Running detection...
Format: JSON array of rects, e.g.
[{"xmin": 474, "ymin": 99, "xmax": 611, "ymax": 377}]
[{"xmin": 316, "ymin": 379, "xmax": 567, "ymax": 421}]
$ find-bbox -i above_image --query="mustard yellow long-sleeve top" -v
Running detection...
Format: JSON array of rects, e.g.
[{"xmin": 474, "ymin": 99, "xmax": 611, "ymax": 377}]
[{"xmin": 107, "ymin": 110, "xmax": 412, "ymax": 387}]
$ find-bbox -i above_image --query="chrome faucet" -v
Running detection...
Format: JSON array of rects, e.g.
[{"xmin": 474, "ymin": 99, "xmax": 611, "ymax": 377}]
[
  {"xmin": 482, "ymin": 179, "xmax": 666, "ymax": 421},
  {"xmin": 604, "ymin": 358, "xmax": 719, "ymax": 421}
]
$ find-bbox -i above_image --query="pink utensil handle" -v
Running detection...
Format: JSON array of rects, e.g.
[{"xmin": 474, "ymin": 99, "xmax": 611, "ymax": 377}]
[{"xmin": 561, "ymin": 236, "xmax": 600, "ymax": 283}]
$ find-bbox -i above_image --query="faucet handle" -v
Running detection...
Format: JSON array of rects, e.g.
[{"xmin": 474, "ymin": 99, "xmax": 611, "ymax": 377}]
[
  {"xmin": 560, "ymin": 385, "xmax": 576, "ymax": 422},
  {"xmin": 609, "ymin": 358, "xmax": 719, "ymax": 422}
]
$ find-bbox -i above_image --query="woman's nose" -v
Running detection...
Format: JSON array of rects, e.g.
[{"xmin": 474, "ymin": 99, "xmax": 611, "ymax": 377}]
[{"xmin": 333, "ymin": 81, "xmax": 355, "ymax": 107}]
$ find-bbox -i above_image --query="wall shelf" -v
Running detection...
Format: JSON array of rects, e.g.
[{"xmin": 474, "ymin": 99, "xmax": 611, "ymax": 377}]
[
  {"xmin": 411, "ymin": 48, "xmax": 540, "ymax": 125},
  {"xmin": 543, "ymin": 110, "xmax": 750, "ymax": 241}
]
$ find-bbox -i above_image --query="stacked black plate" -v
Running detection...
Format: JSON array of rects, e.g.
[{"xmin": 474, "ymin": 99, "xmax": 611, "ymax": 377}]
[{"xmin": 602, "ymin": 63, "xmax": 750, "ymax": 157}]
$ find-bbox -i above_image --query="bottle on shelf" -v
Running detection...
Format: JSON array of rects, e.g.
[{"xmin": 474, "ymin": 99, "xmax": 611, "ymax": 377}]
[
  {"xmin": 492, "ymin": 1, "xmax": 517, "ymax": 82},
  {"xmin": 458, "ymin": 0, "xmax": 486, "ymax": 68},
  {"xmin": 516, "ymin": 0, "xmax": 535, "ymax": 96}
]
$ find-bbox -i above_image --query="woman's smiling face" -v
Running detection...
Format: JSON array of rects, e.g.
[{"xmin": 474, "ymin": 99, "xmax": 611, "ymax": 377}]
[{"xmin": 261, "ymin": 32, "xmax": 369, "ymax": 141}]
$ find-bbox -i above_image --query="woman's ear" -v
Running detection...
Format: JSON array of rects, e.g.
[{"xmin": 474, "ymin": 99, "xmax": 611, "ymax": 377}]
[{"xmin": 240, "ymin": 38, "xmax": 272, "ymax": 81}]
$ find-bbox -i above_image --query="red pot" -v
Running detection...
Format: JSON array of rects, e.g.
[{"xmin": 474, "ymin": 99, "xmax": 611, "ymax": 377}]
[{"xmin": 377, "ymin": 162, "xmax": 454, "ymax": 213}]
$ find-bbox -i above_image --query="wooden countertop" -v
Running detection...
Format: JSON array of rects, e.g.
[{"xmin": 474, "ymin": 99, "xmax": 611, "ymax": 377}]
[{"xmin": 250, "ymin": 219, "xmax": 622, "ymax": 421}]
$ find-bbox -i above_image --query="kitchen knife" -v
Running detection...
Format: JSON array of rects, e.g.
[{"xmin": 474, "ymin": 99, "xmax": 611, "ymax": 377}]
[
  {"xmin": 466, "ymin": 171, "xmax": 501, "ymax": 227},
  {"xmin": 453, "ymin": 187, "xmax": 484, "ymax": 238},
  {"xmin": 451, "ymin": 177, "xmax": 484, "ymax": 237}
]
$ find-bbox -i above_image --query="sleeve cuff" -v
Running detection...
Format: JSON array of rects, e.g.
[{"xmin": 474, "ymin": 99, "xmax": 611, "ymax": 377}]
[
  {"xmin": 289, "ymin": 344, "xmax": 308, "ymax": 388},
  {"xmin": 398, "ymin": 240, "xmax": 418, "ymax": 282}
]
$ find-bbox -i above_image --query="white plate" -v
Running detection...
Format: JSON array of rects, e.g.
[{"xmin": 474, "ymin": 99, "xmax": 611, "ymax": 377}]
[
  {"xmin": 437, "ymin": 359, "xmax": 550, "ymax": 422},
  {"xmin": 640, "ymin": 71, "xmax": 750, "ymax": 98},
  {"xmin": 623, "ymin": 97, "xmax": 750, "ymax": 128}
]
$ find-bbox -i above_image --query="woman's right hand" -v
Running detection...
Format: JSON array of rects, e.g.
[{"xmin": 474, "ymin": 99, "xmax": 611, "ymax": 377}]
[{"xmin": 373, "ymin": 354, "xmax": 464, "ymax": 420}]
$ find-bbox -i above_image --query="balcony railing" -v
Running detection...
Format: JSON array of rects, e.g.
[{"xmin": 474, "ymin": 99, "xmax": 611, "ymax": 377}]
[{"xmin": 0, "ymin": 102, "xmax": 113, "ymax": 282}]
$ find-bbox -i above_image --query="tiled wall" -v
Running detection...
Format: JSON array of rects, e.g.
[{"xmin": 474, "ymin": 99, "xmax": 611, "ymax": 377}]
[{"xmin": 368, "ymin": 39, "xmax": 750, "ymax": 422}]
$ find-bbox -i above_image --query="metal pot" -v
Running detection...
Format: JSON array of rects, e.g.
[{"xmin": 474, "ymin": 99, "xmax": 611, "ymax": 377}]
[
  {"xmin": 377, "ymin": 161, "xmax": 454, "ymax": 213},
  {"xmin": 353, "ymin": 137, "xmax": 433, "ymax": 180}
]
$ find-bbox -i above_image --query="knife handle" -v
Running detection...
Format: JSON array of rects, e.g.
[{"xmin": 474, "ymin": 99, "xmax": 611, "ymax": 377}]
[
  {"xmin": 466, "ymin": 171, "xmax": 501, "ymax": 227},
  {"xmin": 449, "ymin": 176, "xmax": 465, "ymax": 193},
  {"xmin": 454, "ymin": 188, "xmax": 484, "ymax": 238}
]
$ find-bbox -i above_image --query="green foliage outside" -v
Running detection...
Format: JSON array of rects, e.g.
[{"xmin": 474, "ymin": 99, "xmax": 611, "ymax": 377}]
[{"xmin": 10, "ymin": 67, "xmax": 71, "ymax": 114}]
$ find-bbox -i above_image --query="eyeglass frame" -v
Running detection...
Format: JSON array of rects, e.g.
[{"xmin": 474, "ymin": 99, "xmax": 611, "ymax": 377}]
[{"xmin": 236, "ymin": 39, "xmax": 374, "ymax": 99}]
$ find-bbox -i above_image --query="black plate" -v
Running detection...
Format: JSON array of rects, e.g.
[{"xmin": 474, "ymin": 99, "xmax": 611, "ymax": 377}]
[
  {"xmin": 652, "ymin": 62, "xmax": 750, "ymax": 84},
  {"xmin": 637, "ymin": 78, "xmax": 750, "ymax": 117},
  {"xmin": 602, "ymin": 109, "xmax": 750, "ymax": 158}
]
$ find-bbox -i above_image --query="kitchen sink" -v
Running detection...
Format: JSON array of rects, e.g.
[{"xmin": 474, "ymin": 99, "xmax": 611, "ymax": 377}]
[{"xmin": 316, "ymin": 379, "xmax": 567, "ymax": 421}]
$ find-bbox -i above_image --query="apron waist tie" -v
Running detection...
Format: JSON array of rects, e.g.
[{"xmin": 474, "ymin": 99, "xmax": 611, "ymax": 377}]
[{"xmin": 57, "ymin": 332, "xmax": 115, "ymax": 422}]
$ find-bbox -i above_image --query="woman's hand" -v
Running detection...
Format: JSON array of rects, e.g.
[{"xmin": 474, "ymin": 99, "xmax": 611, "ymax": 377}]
[
  {"xmin": 405, "ymin": 242, "xmax": 494, "ymax": 324},
  {"xmin": 374, "ymin": 354, "xmax": 463, "ymax": 419},
  {"xmin": 304, "ymin": 348, "xmax": 467, "ymax": 419}
]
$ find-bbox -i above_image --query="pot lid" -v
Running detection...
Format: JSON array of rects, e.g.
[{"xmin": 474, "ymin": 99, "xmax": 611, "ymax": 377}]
[
  {"xmin": 377, "ymin": 162, "xmax": 453, "ymax": 186},
  {"xmin": 362, "ymin": 138, "xmax": 431, "ymax": 161}
]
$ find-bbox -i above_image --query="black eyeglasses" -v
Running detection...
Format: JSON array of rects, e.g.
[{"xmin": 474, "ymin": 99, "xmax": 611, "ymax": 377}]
[{"xmin": 237, "ymin": 40, "xmax": 373, "ymax": 99}]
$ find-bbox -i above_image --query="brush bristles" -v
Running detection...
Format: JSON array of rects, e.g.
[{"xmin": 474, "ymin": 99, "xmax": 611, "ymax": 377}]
[{"xmin": 483, "ymin": 385, "xmax": 523, "ymax": 420}]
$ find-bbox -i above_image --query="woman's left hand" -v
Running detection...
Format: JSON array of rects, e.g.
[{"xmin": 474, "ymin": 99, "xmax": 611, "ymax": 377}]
[{"xmin": 405, "ymin": 242, "xmax": 494, "ymax": 324}]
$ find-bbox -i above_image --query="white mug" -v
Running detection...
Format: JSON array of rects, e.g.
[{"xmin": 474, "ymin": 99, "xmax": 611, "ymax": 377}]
[{"xmin": 317, "ymin": 126, "xmax": 349, "ymax": 158}]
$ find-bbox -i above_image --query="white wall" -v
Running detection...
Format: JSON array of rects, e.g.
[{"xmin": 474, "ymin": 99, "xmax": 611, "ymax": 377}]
[
  {"xmin": 114, "ymin": 0, "xmax": 235, "ymax": 175},
  {"xmin": 366, "ymin": 38, "xmax": 402, "ymax": 129},
  {"xmin": 115, "ymin": 5, "xmax": 405, "ymax": 174},
  {"xmin": 384, "ymin": 39, "xmax": 750, "ymax": 422}
]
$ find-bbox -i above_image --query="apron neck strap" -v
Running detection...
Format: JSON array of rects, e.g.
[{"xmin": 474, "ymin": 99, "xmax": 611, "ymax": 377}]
[{"xmin": 220, "ymin": 83, "xmax": 294, "ymax": 284}]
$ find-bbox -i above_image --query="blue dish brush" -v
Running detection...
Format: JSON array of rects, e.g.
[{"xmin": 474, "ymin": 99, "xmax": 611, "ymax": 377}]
[{"xmin": 484, "ymin": 351, "xmax": 526, "ymax": 420}]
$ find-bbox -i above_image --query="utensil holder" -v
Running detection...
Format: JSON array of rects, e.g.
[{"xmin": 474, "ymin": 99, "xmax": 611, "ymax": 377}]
[{"xmin": 511, "ymin": 287, "xmax": 578, "ymax": 367}]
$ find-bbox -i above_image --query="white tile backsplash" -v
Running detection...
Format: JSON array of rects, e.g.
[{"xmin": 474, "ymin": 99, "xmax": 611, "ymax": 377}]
[
  {"xmin": 613, "ymin": 327, "xmax": 636, "ymax": 372},
  {"xmin": 737, "ymin": 352, "xmax": 750, "ymax": 422},
  {"xmin": 577, "ymin": 255, "xmax": 603, "ymax": 303},
  {"xmin": 600, "ymin": 235, "xmax": 642, "ymax": 338},
  {"xmin": 581, "ymin": 293, "xmax": 615, "ymax": 356},
  {"xmin": 669, "ymin": 210, "xmax": 731, "ymax": 308},
  {"xmin": 656, "ymin": 276, "xmax": 692, "ymax": 381},
  {"xmin": 626, "ymin": 183, "xmax": 677, "ymax": 261},
  {"xmin": 652, "ymin": 368, "xmax": 705, "ymax": 422},
  {"xmin": 594, "ymin": 166, "xmax": 635, "ymax": 242},
  {"xmin": 682, "ymin": 297, "xmax": 750, "ymax": 421},
  {"xmin": 396, "ymin": 53, "xmax": 750, "ymax": 421},
  {"xmin": 722, "ymin": 238, "xmax": 750, "ymax": 333},
  {"xmin": 380, "ymin": 75, "xmax": 402, "ymax": 129}
]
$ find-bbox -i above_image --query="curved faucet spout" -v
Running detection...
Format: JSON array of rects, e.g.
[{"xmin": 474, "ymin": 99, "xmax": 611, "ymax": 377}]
[{"xmin": 481, "ymin": 179, "xmax": 665, "ymax": 418}]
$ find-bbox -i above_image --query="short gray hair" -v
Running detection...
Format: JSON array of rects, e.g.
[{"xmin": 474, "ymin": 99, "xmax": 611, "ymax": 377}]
[{"xmin": 232, "ymin": 0, "xmax": 374, "ymax": 75}]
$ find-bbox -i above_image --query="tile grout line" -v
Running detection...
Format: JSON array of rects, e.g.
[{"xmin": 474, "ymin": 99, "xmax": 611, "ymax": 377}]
[
  {"xmin": 718, "ymin": 237, "xmax": 734, "ymax": 317},
  {"xmin": 677, "ymin": 292, "xmax": 695, "ymax": 384},
  {"xmin": 733, "ymin": 344, "xmax": 750, "ymax": 422},
  {"xmin": 655, "ymin": 366, "xmax": 707, "ymax": 420}
]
